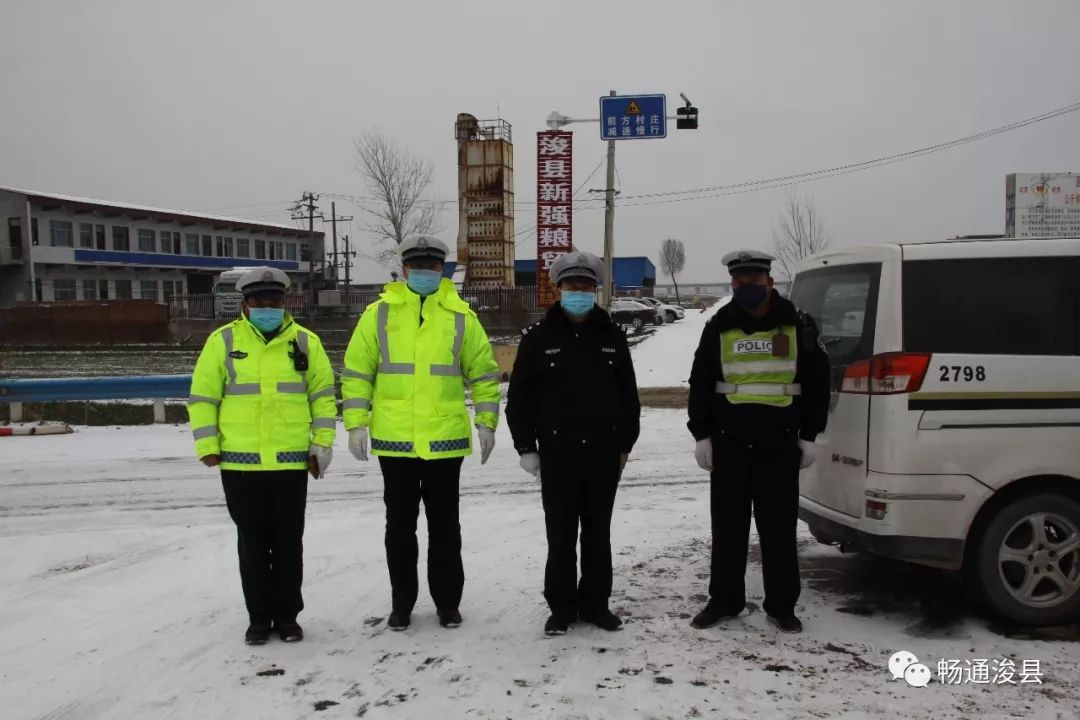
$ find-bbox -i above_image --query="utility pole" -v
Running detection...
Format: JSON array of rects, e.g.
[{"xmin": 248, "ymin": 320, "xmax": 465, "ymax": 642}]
[
  {"xmin": 602, "ymin": 89, "xmax": 617, "ymax": 308},
  {"xmin": 324, "ymin": 201, "xmax": 353, "ymax": 284},
  {"xmin": 291, "ymin": 191, "xmax": 323, "ymax": 317},
  {"xmin": 342, "ymin": 233, "xmax": 357, "ymax": 308}
]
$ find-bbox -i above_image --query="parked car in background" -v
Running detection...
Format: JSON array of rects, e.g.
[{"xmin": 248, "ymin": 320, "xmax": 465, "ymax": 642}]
[
  {"xmin": 636, "ymin": 296, "xmax": 685, "ymax": 323},
  {"xmin": 608, "ymin": 299, "xmax": 657, "ymax": 330}
]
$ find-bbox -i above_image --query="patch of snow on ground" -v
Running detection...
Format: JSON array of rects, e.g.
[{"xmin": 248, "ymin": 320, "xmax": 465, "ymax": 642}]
[
  {"xmin": 2, "ymin": 414, "xmax": 1078, "ymax": 719},
  {"xmin": 630, "ymin": 297, "xmax": 729, "ymax": 388}
]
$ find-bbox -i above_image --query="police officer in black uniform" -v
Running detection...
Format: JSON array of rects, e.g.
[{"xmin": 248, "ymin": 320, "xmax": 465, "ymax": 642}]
[
  {"xmin": 506, "ymin": 251, "xmax": 641, "ymax": 637},
  {"xmin": 687, "ymin": 250, "xmax": 830, "ymax": 633}
]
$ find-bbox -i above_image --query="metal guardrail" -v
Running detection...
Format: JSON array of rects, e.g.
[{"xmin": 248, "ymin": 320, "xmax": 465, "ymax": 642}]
[{"xmin": 0, "ymin": 374, "xmax": 192, "ymax": 423}]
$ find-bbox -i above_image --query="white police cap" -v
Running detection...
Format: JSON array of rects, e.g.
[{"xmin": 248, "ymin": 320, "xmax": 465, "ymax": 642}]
[
  {"xmin": 721, "ymin": 249, "xmax": 774, "ymax": 276},
  {"xmin": 400, "ymin": 235, "xmax": 449, "ymax": 263},
  {"xmin": 550, "ymin": 251, "xmax": 603, "ymax": 285},
  {"xmin": 236, "ymin": 266, "xmax": 291, "ymax": 296}
]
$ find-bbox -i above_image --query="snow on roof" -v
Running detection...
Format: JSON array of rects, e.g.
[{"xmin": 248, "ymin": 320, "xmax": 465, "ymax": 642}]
[{"xmin": 0, "ymin": 185, "xmax": 321, "ymax": 236}]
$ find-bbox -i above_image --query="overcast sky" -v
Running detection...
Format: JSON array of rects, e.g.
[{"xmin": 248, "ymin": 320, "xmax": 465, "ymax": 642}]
[{"xmin": 2, "ymin": 0, "xmax": 1078, "ymax": 283}]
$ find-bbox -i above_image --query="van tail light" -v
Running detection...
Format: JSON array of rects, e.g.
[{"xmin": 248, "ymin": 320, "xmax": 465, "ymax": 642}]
[{"xmin": 841, "ymin": 353, "xmax": 931, "ymax": 395}]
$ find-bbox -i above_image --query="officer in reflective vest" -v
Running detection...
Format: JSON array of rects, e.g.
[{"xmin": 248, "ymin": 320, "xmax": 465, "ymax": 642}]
[
  {"xmin": 687, "ymin": 250, "xmax": 830, "ymax": 634},
  {"xmin": 342, "ymin": 235, "xmax": 501, "ymax": 632},
  {"xmin": 188, "ymin": 266, "xmax": 337, "ymax": 646}
]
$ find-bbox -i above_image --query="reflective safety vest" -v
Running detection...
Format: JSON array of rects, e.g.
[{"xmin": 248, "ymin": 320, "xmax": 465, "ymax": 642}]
[
  {"xmin": 341, "ymin": 280, "xmax": 501, "ymax": 460},
  {"xmin": 716, "ymin": 325, "xmax": 799, "ymax": 407},
  {"xmin": 188, "ymin": 314, "xmax": 337, "ymax": 471}
]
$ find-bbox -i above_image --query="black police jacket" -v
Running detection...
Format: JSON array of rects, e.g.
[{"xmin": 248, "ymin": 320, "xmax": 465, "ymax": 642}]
[
  {"xmin": 687, "ymin": 291, "xmax": 831, "ymax": 448},
  {"xmin": 506, "ymin": 304, "xmax": 641, "ymax": 454}
]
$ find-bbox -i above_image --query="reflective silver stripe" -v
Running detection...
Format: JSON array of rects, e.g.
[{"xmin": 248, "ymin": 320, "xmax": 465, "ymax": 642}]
[
  {"xmin": 311, "ymin": 417, "xmax": 336, "ymax": 429},
  {"xmin": 343, "ymin": 398, "xmax": 372, "ymax": 410},
  {"xmin": 188, "ymin": 395, "xmax": 221, "ymax": 406},
  {"xmin": 377, "ymin": 302, "xmax": 391, "ymax": 365},
  {"xmin": 715, "ymin": 382, "xmax": 801, "ymax": 396},
  {"xmin": 468, "ymin": 371, "xmax": 501, "ymax": 385},
  {"xmin": 222, "ymin": 327, "xmax": 237, "ymax": 384},
  {"xmin": 225, "ymin": 383, "xmax": 261, "ymax": 395},
  {"xmin": 278, "ymin": 382, "xmax": 307, "ymax": 393},
  {"xmin": 431, "ymin": 313, "xmax": 467, "ymax": 378},
  {"xmin": 726, "ymin": 359, "xmax": 798, "ymax": 374},
  {"xmin": 474, "ymin": 402, "xmax": 500, "ymax": 415},
  {"xmin": 192, "ymin": 425, "xmax": 218, "ymax": 440},
  {"xmin": 379, "ymin": 362, "xmax": 415, "ymax": 374},
  {"xmin": 309, "ymin": 386, "xmax": 335, "ymax": 400},
  {"xmin": 341, "ymin": 368, "xmax": 375, "ymax": 382}
]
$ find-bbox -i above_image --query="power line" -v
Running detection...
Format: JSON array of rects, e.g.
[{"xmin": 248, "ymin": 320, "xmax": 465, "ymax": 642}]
[{"xmin": 612, "ymin": 99, "xmax": 1080, "ymax": 206}]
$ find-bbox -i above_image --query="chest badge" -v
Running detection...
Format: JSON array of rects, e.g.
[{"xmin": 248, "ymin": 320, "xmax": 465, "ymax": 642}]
[
  {"xmin": 771, "ymin": 333, "xmax": 790, "ymax": 357},
  {"xmin": 544, "ymin": 348, "xmax": 561, "ymax": 355},
  {"xmin": 229, "ymin": 350, "xmax": 248, "ymax": 360}
]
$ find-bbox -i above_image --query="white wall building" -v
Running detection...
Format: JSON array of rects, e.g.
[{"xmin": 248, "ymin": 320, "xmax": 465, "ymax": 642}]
[{"xmin": 0, "ymin": 187, "xmax": 325, "ymax": 307}]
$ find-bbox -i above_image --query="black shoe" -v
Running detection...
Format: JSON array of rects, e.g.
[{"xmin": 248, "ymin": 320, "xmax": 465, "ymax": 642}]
[
  {"xmin": 579, "ymin": 608, "xmax": 622, "ymax": 631},
  {"xmin": 276, "ymin": 620, "xmax": 304, "ymax": 642},
  {"xmin": 690, "ymin": 601, "xmax": 743, "ymax": 629},
  {"xmin": 544, "ymin": 615, "xmax": 570, "ymax": 637},
  {"xmin": 388, "ymin": 610, "xmax": 411, "ymax": 631},
  {"xmin": 438, "ymin": 608, "xmax": 463, "ymax": 629},
  {"xmin": 767, "ymin": 614, "xmax": 803, "ymax": 633},
  {"xmin": 244, "ymin": 622, "xmax": 271, "ymax": 645}
]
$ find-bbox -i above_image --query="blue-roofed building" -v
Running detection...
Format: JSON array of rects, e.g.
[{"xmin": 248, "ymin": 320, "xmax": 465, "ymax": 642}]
[{"xmin": 511, "ymin": 257, "xmax": 655, "ymax": 293}]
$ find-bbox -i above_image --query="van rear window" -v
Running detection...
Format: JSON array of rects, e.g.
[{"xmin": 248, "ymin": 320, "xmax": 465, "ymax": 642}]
[
  {"xmin": 790, "ymin": 264, "xmax": 881, "ymax": 367},
  {"xmin": 903, "ymin": 257, "xmax": 1076, "ymax": 355}
]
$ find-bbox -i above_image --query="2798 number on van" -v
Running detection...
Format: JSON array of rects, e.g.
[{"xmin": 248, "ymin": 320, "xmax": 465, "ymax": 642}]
[{"xmin": 938, "ymin": 365, "xmax": 987, "ymax": 383}]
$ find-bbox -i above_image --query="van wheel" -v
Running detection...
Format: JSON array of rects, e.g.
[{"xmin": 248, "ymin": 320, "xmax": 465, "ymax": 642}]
[{"xmin": 972, "ymin": 493, "xmax": 1080, "ymax": 626}]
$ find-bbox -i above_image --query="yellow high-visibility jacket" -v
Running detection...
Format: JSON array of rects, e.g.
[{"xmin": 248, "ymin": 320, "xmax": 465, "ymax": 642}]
[
  {"xmin": 188, "ymin": 314, "xmax": 337, "ymax": 471},
  {"xmin": 341, "ymin": 279, "xmax": 501, "ymax": 459}
]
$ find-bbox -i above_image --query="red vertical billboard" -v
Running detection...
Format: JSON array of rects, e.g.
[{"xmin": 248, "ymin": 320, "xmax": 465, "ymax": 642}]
[{"xmin": 536, "ymin": 131, "xmax": 573, "ymax": 309}]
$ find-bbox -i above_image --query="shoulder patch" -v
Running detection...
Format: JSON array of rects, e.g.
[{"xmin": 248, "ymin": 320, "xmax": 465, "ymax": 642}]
[{"xmin": 521, "ymin": 321, "xmax": 542, "ymax": 337}]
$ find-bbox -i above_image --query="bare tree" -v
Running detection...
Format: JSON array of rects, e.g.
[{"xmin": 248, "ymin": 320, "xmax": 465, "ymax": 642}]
[
  {"xmin": 771, "ymin": 190, "xmax": 833, "ymax": 281},
  {"xmin": 659, "ymin": 238, "xmax": 686, "ymax": 305},
  {"xmin": 355, "ymin": 130, "xmax": 441, "ymax": 271}
]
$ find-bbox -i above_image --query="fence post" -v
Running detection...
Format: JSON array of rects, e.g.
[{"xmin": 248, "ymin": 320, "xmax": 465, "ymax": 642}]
[
  {"xmin": 10, "ymin": 402, "xmax": 22, "ymax": 423},
  {"xmin": 153, "ymin": 398, "xmax": 166, "ymax": 423}
]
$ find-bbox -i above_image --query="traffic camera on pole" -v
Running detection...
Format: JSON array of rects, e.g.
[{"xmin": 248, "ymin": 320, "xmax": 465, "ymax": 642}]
[{"xmin": 677, "ymin": 93, "xmax": 699, "ymax": 130}]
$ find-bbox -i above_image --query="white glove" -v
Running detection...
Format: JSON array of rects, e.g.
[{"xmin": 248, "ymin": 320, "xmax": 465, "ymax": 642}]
[
  {"xmin": 798, "ymin": 439, "xmax": 817, "ymax": 469},
  {"xmin": 519, "ymin": 452, "xmax": 541, "ymax": 478},
  {"xmin": 309, "ymin": 444, "xmax": 332, "ymax": 478},
  {"xmin": 348, "ymin": 427, "xmax": 369, "ymax": 462},
  {"xmin": 694, "ymin": 439, "xmax": 713, "ymax": 472},
  {"xmin": 477, "ymin": 426, "xmax": 495, "ymax": 465}
]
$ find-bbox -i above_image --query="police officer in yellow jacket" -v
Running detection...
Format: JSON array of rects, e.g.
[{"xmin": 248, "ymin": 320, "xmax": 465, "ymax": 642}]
[
  {"xmin": 687, "ymin": 250, "xmax": 830, "ymax": 634},
  {"xmin": 189, "ymin": 267, "xmax": 337, "ymax": 646},
  {"xmin": 342, "ymin": 235, "xmax": 501, "ymax": 632}
]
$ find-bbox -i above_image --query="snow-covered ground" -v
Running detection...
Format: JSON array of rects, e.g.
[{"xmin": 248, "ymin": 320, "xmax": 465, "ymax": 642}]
[
  {"xmin": 629, "ymin": 298, "xmax": 728, "ymax": 388},
  {"xmin": 3, "ymin": 414, "xmax": 1078, "ymax": 720}
]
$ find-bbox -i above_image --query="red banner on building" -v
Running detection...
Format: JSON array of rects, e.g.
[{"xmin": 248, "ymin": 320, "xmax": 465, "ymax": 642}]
[{"xmin": 536, "ymin": 131, "xmax": 573, "ymax": 309}]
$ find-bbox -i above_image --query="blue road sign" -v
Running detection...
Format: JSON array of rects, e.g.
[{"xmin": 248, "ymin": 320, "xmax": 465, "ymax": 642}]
[{"xmin": 599, "ymin": 94, "xmax": 666, "ymax": 141}]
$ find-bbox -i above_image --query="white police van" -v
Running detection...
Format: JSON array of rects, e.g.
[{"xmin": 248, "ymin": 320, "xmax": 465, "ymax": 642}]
[{"xmin": 790, "ymin": 236, "xmax": 1079, "ymax": 626}]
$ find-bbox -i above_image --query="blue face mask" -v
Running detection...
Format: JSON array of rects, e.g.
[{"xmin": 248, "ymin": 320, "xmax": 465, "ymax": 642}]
[
  {"xmin": 406, "ymin": 269, "xmax": 442, "ymax": 296},
  {"xmin": 733, "ymin": 283, "xmax": 768, "ymax": 310},
  {"xmin": 560, "ymin": 290, "xmax": 595, "ymax": 317},
  {"xmin": 248, "ymin": 306, "xmax": 285, "ymax": 333}
]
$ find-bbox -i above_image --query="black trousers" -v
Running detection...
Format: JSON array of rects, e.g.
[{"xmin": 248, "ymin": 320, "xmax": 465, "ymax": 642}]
[
  {"xmin": 221, "ymin": 469, "xmax": 308, "ymax": 625},
  {"xmin": 708, "ymin": 441, "xmax": 801, "ymax": 617},
  {"xmin": 539, "ymin": 447, "xmax": 622, "ymax": 619},
  {"xmin": 378, "ymin": 456, "xmax": 465, "ymax": 613}
]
